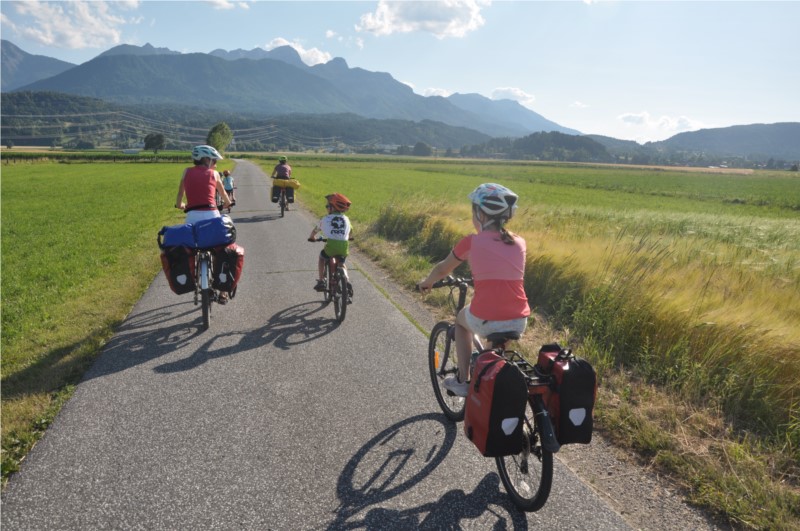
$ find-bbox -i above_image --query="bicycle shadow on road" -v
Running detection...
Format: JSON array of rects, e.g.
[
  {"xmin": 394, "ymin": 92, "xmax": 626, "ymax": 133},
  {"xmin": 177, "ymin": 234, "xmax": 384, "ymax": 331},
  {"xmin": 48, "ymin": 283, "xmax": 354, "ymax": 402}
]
[
  {"xmin": 153, "ymin": 300, "xmax": 340, "ymax": 373},
  {"xmin": 230, "ymin": 212, "xmax": 284, "ymax": 224},
  {"xmin": 88, "ymin": 304, "xmax": 204, "ymax": 379},
  {"xmin": 329, "ymin": 413, "xmax": 529, "ymax": 530}
]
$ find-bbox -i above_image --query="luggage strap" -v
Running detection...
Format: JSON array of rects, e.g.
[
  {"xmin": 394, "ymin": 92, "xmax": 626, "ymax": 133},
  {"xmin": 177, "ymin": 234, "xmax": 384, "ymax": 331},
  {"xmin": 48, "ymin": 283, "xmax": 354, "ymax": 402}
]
[{"xmin": 185, "ymin": 203, "xmax": 216, "ymax": 212}]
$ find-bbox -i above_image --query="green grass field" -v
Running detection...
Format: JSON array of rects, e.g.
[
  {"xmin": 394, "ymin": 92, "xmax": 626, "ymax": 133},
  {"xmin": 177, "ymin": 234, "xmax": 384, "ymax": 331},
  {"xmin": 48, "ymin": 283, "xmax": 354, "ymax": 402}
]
[{"xmin": 3, "ymin": 155, "xmax": 799, "ymax": 528}]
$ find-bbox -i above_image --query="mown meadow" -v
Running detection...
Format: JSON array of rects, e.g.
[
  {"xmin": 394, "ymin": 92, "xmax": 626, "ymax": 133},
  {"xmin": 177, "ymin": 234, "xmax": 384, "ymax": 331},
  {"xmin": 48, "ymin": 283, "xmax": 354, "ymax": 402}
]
[
  {"xmin": 0, "ymin": 158, "xmax": 233, "ymax": 485},
  {"xmin": 2, "ymin": 154, "xmax": 798, "ymax": 528},
  {"xmin": 258, "ymin": 155, "xmax": 800, "ymax": 529}
]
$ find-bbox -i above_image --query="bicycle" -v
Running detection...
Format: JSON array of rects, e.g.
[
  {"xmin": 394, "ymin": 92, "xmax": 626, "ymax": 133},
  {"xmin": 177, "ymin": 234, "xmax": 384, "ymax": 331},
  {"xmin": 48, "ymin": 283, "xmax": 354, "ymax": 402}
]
[
  {"xmin": 309, "ymin": 237, "xmax": 351, "ymax": 323},
  {"xmin": 272, "ymin": 178, "xmax": 293, "ymax": 217},
  {"xmin": 425, "ymin": 275, "xmax": 558, "ymax": 512}
]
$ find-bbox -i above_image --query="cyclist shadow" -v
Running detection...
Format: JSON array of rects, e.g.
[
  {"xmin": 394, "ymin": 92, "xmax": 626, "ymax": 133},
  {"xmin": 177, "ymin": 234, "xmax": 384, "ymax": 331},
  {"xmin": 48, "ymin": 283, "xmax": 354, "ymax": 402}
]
[
  {"xmin": 231, "ymin": 212, "xmax": 283, "ymax": 223},
  {"xmin": 70, "ymin": 302, "xmax": 207, "ymax": 384},
  {"xmin": 329, "ymin": 413, "xmax": 529, "ymax": 530},
  {"xmin": 153, "ymin": 300, "xmax": 339, "ymax": 373}
]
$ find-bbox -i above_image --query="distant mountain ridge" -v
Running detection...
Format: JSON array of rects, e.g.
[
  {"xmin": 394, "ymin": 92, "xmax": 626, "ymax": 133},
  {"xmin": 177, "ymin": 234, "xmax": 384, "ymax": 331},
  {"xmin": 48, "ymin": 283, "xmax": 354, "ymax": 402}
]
[
  {"xmin": 1, "ymin": 40, "xmax": 75, "ymax": 92},
  {"xmin": 2, "ymin": 41, "xmax": 797, "ymax": 163},
  {"xmin": 3, "ymin": 40, "xmax": 577, "ymax": 138}
]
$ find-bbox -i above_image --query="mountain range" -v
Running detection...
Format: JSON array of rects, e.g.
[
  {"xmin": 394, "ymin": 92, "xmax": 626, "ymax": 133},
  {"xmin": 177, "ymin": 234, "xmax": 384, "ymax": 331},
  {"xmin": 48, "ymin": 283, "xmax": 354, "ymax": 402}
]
[
  {"xmin": 1, "ymin": 39, "xmax": 798, "ymax": 162},
  {"xmin": 1, "ymin": 40, "xmax": 577, "ymax": 139}
]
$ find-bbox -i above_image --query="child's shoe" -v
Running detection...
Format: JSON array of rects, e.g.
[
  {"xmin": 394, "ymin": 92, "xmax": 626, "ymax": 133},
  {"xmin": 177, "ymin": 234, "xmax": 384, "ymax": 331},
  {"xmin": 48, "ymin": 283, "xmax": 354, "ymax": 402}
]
[{"xmin": 314, "ymin": 279, "xmax": 327, "ymax": 292}]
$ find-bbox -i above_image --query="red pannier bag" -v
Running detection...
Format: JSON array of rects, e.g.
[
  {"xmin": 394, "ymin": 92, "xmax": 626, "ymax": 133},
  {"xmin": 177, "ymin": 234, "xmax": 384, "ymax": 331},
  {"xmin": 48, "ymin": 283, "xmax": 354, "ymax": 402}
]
[
  {"xmin": 537, "ymin": 344, "xmax": 597, "ymax": 445},
  {"xmin": 212, "ymin": 243, "xmax": 244, "ymax": 293},
  {"xmin": 463, "ymin": 350, "xmax": 529, "ymax": 457},
  {"xmin": 160, "ymin": 246, "xmax": 196, "ymax": 295}
]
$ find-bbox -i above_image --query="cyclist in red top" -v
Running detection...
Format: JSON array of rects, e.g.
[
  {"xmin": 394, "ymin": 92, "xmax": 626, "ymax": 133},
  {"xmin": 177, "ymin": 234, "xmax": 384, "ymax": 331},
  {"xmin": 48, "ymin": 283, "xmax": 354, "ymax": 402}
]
[
  {"xmin": 176, "ymin": 145, "xmax": 231, "ymax": 224},
  {"xmin": 418, "ymin": 183, "xmax": 530, "ymax": 397}
]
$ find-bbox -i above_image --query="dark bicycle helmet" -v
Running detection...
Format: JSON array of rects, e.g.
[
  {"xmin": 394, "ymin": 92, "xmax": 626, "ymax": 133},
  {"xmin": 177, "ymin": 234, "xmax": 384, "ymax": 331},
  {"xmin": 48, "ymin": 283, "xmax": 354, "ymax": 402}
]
[{"xmin": 326, "ymin": 193, "xmax": 352, "ymax": 212}]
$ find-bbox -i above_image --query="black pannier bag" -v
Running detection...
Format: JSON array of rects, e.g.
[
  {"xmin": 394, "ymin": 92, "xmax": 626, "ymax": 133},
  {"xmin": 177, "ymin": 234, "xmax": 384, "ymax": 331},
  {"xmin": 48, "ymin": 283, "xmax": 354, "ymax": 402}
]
[
  {"xmin": 212, "ymin": 244, "xmax": 245, "ymax": 292},
  {"xmin": 271, "ymin": 184, "xmax": 295, "ymax": 203},
  {"xmin": 160, "ymin": 247, "xmax": 196, "ymax": 295},
  {"xmin": 537, "ymin": 344, "xmax": 597, "ymax": 445}
]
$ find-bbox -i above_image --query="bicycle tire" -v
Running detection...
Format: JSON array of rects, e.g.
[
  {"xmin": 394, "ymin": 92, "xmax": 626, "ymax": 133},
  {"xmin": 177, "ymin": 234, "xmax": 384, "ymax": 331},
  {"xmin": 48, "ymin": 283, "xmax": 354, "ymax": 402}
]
[
  {"xmin": 280, "ymin": 191, "xmax": 286, "ymax": 217},
  {"xmin": 333, "ymin": 269, "xmax": 347, "ymax": 322},
  {"xmin": 428, "ymin": 321, "xmax": 465, "ymax": 421},
  {"xmin": 495, "ymin": 400, "xmax": 553, "ymax": 511}
]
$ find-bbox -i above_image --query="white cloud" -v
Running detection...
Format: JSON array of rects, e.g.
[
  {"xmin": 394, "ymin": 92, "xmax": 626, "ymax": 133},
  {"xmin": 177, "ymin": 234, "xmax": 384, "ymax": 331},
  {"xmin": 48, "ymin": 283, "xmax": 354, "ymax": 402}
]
[
  {"xmin": 423, "ymin": 87, "xmax": 452, "ymax": 97},
  {"xmin": 491, "ymin": 87, "xmax": 535, "ymax": 108},
  {"xmin": 326, "ymin": 30, "xmax": 339, "ymax": 39},
  {"xmin": 570, "ymin": 101, "xmax": 589, "ymax": 109},
  {"xmin": 7, "ymin": 0, "xmax": 132, "ymax": 49},
  {"xmin": 208, "ymin": 0, "xmax": 236, "ymax": 10},
  {"xmin": 356, "ymin": 0, "xmax": 490, "ymax": 39},
  {"xmin": 265, "ymin": 38, "xmax": 332, "ymax": 66},
  {"xmin": 617, "ymin": 111, "xmax": 704, "ymax": 134}
]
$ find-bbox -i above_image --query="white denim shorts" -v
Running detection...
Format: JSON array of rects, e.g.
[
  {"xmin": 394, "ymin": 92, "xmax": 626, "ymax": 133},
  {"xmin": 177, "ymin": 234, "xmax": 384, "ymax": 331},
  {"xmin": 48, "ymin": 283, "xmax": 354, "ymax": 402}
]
[
  {"xmin": 464, "ymin": 305, "xmax": 528, "ymax": 338},
  {"xmin": 185, "ymin": 209, "xmax": 221, "ymax": 225}
]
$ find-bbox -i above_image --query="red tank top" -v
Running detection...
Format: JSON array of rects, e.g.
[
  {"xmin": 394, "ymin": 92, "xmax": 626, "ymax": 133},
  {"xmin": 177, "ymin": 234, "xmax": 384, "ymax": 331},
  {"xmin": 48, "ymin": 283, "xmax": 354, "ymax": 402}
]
[{"xmin": 184, "ymin": 166, "xmax": 217, "ymax": 210}]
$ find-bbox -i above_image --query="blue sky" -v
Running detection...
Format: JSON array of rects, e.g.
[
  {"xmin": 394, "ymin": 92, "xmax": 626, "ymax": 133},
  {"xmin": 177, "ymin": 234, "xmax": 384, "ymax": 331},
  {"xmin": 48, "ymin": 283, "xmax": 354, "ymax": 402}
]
[{"xmin": 2, "ymin": 0, "xmax": 798, "ymax": 142}]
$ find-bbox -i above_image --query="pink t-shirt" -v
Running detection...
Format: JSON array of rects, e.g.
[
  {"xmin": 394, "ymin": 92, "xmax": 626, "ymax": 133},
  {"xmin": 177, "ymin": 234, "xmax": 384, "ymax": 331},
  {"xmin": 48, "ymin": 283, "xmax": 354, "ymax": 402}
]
[{"xmin": 453, "ymin": 231, "xmax": 530, "ymax": 321}]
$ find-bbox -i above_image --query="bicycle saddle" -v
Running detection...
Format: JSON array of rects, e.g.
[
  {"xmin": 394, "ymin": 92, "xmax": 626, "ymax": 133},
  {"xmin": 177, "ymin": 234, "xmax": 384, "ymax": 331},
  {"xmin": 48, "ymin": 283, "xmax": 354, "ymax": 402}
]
[{"xmin": 486, "ymin": 331, "xmax": 521, "ymax": 346}]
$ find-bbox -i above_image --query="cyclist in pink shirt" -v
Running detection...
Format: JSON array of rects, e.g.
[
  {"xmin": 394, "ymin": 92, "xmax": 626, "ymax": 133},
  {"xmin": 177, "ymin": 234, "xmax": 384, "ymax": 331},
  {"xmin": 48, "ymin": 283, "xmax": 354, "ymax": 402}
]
[
  {"xmin": 418, "ymin": 183, "xmax": 530, "ymax": 397},
  {"xmin": 176, "ymin": 145, "xmax": 231, "ymax": 223}
]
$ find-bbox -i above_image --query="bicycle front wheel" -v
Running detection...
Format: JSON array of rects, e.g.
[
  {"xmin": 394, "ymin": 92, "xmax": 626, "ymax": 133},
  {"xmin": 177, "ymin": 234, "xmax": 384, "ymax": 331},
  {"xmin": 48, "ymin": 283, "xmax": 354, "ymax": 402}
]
[
  {"xmin": 495, "ymin": 400, "xmax": 553, "ymax": 511},
  {"xmin": 428, "ymin": 321, "xmax": 465, "ymax": 421},
  {"xmin": 333, "ymin": 270, "xmax": 347, "ymax": 322}
]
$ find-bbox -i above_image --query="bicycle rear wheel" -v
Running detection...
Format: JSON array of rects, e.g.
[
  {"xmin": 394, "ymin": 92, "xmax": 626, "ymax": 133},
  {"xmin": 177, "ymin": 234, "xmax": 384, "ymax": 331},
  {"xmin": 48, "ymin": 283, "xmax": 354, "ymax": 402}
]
[
  {"xmin": 280, "ymin": 191, "xmax": 286, "ymax": 217},
  {"xmin": 428, "ymin": 321, "xmax": 465, "ymax": 421},
  {"xmin": 495, "ymin": 400, "xmax": 553, "ymax": 511},
  {"xmin": 333, "ymin": 270, "xmax": 348, "ymax": 322}
]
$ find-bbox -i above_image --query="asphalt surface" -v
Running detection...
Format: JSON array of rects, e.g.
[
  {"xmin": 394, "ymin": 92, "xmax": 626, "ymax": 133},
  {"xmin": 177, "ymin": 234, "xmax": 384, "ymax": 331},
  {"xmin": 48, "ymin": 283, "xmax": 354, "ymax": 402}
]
[{"xmin": 2, "ymin": 160, "xmax": 634, "ymax": 530}]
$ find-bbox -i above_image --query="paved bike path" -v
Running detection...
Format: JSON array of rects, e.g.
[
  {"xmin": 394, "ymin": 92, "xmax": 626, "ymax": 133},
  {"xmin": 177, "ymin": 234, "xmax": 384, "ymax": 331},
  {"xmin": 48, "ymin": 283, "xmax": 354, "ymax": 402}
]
[{"xmin": 2, "ymin": 160, "xmax": 632, "ymax": 529}]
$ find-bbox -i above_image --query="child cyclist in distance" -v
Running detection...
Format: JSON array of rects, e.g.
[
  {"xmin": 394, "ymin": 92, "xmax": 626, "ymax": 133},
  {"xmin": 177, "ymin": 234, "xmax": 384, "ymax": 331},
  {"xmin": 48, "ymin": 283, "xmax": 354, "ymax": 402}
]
[
  {"xmin": 418, "ymin": 183, "xmax": 530, "ymax": 397},
  {"xmin": 308, "ymin": 193, "xmax": 354, "ymax": 298}
]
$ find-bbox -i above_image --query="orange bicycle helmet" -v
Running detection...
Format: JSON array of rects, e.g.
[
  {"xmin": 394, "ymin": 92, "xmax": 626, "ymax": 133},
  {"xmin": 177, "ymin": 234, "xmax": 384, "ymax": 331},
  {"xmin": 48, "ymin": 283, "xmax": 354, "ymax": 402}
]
[{"xmin": 326, "ymin": 193, "xmax": 352, "ymax": 212}]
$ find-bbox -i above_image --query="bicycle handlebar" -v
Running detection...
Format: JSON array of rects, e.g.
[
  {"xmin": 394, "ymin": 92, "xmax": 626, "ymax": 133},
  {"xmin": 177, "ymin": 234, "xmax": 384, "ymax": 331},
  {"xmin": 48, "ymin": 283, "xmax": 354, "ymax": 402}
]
[
  {"xmin": 417, "ymin": 275, "xmax": 473, "ymax": 292},
  {"xmin": 308, "ymin": 237, "xmax": 355, "ymax": 242},
  {"xmin": 432, "ymin": 275, "xmax": 473, "ymax": 289}
]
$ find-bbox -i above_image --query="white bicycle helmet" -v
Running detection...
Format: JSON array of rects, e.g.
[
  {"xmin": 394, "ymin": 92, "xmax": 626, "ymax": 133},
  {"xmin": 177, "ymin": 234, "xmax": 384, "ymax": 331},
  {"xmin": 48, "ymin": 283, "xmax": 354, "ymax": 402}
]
[
  {"xmin": 468, "ymin": 183, "xmax": 518, "ymax": 221},
  {"xmin": 191, "ymin": 145, "xmax": 224, "ymax": 161}
]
